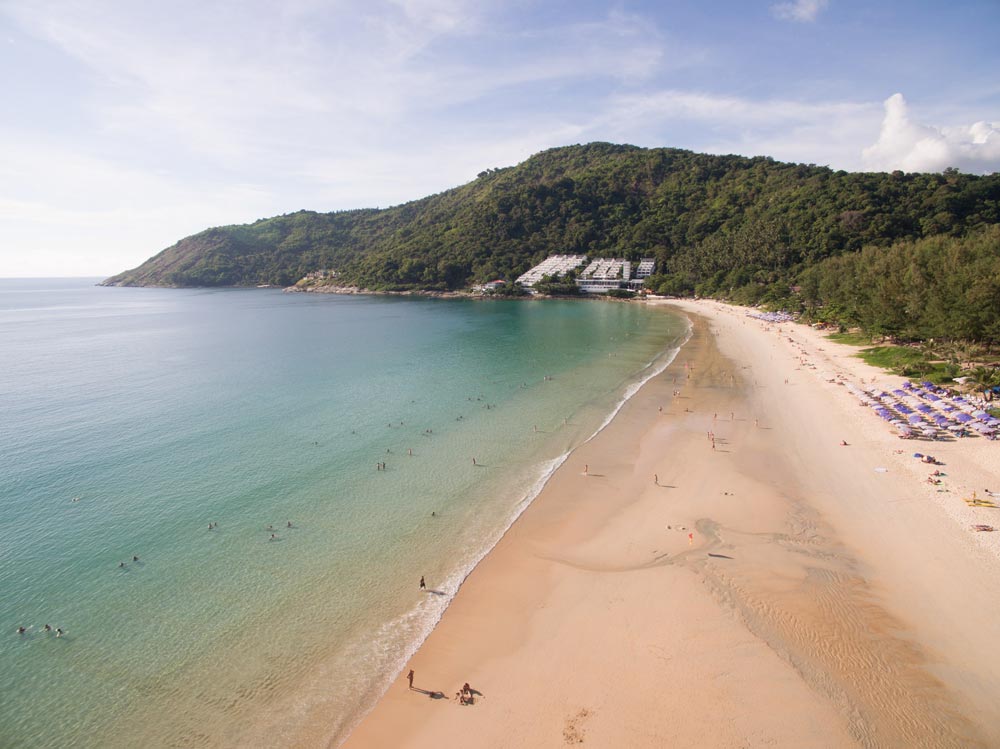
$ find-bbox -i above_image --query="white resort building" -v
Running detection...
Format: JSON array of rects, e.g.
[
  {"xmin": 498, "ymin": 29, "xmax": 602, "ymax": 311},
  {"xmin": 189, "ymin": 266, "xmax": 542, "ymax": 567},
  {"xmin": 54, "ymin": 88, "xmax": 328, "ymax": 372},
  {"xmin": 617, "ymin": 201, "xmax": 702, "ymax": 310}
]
[
  {"xmin": 516, "ymin": 254, "xmax": 656, "ymax": 293},
  {"xmin": 515, "ymin": 255, "xmax": 588, "ymax": 287}
]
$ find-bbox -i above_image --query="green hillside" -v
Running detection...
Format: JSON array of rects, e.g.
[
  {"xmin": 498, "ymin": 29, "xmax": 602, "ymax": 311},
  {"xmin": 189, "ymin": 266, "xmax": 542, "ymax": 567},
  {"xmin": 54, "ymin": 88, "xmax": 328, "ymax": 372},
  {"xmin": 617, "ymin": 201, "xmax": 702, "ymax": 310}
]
[{"xmin": 102, "ymin": 142, "xmax": 1000, "ymax": 340}]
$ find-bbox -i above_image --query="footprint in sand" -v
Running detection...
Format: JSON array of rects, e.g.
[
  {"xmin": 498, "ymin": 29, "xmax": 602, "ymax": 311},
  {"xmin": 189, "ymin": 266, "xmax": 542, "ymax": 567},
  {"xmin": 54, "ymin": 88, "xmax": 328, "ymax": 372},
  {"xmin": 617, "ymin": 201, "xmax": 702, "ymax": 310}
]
[{"xmin": 562, "ymin": 708, "xmax": 591, "ymax": 744}]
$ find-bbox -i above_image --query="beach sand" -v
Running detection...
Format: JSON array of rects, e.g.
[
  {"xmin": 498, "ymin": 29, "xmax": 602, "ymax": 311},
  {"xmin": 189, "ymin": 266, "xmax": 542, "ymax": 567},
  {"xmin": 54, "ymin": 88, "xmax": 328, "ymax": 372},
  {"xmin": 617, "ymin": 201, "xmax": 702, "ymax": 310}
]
[{"xmin": 337, "ymin": 301, "xmax": 1000, "ymax": 748}]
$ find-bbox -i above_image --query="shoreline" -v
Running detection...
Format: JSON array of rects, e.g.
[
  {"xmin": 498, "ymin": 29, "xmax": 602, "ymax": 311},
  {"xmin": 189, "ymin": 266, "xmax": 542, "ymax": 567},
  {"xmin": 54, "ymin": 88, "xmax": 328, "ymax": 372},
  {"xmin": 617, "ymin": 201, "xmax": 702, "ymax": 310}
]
[
  {"xmin": 336, "ymin": 300, "xmax": 1000, "ymax": 748},
  {"xmin": 307, "ymin": 316, "xmax": 692, "ymax": 746}
]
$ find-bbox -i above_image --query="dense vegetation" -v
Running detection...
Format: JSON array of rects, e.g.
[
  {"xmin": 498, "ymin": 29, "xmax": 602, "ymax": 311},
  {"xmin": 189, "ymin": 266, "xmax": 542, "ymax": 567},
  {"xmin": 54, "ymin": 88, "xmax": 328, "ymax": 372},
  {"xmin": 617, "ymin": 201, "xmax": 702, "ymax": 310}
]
[
  {"xmin": 797, "ymin": 226, "xmax": 1000, "ymax": 343},
  {"xmin": 103, "ymin": 143, "xmax": 1000, "ymax": 342}
]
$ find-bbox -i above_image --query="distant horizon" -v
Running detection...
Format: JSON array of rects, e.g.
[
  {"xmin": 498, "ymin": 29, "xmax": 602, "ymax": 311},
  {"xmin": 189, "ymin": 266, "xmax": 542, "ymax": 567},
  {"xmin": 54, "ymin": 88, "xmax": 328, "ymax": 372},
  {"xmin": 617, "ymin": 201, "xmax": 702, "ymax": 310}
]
[{"xmin": 1, "ymin": 274, "xmax": 106, "ymax": 280}]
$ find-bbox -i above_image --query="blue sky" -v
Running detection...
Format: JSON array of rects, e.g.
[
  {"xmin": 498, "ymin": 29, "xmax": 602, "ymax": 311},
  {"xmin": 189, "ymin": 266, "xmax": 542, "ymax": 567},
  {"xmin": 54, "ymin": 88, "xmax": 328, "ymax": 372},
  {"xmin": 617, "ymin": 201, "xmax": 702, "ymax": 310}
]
[{"xmin": 2, "ymin": 0, "xmax": 999, "ymax": 276}]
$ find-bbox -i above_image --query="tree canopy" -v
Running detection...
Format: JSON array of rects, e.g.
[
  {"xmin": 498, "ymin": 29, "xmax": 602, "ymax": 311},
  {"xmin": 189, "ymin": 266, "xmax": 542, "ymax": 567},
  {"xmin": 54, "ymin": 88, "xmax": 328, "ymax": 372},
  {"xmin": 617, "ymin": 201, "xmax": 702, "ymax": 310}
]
[{"xmin": 101, "ymin": 142, "xmax": 1000, "ymax": 341}]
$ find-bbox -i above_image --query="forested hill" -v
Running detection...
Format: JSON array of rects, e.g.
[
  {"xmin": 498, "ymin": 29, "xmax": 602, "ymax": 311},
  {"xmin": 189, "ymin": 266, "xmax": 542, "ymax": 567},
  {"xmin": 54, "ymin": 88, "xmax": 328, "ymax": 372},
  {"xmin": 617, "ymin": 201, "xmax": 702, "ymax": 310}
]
[{"xmin": 102, "ymin": 142, "xmax": 1000, "ymax": 300}]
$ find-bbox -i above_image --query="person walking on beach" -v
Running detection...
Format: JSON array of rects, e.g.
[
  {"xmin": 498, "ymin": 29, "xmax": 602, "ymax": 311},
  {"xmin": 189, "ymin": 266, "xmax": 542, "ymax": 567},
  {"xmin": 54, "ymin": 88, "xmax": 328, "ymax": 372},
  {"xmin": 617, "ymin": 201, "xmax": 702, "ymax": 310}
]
[
  {"xmin": 419, "ymin": 576, "xmax": 426, "ymax": 590},
  {"xmin": 407, "ymin": 669, "xmax": 414, "ymax": 689}
]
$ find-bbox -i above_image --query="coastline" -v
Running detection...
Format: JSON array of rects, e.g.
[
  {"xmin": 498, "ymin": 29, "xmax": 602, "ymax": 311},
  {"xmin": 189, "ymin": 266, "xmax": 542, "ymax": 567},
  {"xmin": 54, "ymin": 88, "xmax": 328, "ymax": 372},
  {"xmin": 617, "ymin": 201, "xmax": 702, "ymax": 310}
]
[{"xmin": 334, "ymin": 300, "xmax": 1000, "ymax": 748}]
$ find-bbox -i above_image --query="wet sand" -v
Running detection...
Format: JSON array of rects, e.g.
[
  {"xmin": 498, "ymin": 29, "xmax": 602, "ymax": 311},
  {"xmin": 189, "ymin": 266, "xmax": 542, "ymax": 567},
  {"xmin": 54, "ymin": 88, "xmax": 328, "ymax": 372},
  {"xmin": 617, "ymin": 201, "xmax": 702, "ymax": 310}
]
[{"xmin": 337, "ymin": 301, "xmax": 1000, "ymax": 748}]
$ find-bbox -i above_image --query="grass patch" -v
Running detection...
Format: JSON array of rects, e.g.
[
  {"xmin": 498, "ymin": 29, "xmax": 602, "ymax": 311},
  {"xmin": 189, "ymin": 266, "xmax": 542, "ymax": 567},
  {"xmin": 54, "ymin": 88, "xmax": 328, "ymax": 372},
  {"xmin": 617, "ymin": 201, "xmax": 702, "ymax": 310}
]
[
  {"xmin": 826, "ymin": 331, "xmax": 874, "ymax": 347},
  {"xmin": 853, "ymin": 345, "xmax": 956, "ymax": 384}
]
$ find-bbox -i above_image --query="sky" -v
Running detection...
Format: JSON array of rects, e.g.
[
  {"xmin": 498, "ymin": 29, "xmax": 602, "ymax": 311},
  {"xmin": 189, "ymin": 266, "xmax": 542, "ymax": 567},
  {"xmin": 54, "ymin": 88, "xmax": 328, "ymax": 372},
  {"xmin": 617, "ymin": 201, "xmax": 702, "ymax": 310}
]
[{"xmin": 2, "ymin": 0, "xmax": 999, "ymax": 277}]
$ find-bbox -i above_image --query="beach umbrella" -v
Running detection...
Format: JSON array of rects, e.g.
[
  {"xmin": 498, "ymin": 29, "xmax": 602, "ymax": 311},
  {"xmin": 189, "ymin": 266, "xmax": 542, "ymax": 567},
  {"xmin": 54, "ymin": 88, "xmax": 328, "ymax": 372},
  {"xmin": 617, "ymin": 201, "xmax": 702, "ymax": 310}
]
[
  {"xmin": 908, "ymin": 414, "xmax": 923, "ymax": 424},
  {"xmin": 956, "ymin": 413, "xmax": 974, "ymax": 423},
  {"xmin": 917, "ymin": 404, "xmax": 933, "ymax": 413}
]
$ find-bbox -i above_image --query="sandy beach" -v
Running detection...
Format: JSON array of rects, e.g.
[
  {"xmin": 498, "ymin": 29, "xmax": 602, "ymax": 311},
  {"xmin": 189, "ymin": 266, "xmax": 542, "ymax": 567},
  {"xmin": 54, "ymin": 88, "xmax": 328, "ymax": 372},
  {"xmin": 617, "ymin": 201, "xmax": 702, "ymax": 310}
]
[{"xmin": 337, "ymin": 300, "xmax": 1000, "ymax": 748}]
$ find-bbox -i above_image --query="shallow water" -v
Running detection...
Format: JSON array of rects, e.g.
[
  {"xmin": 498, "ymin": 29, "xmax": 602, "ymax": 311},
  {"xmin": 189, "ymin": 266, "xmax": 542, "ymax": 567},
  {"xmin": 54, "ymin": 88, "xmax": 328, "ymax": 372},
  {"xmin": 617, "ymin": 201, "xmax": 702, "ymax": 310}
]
[{"xmin": 0, "ymin": 280, "xmax": 687, "ymax": 747}]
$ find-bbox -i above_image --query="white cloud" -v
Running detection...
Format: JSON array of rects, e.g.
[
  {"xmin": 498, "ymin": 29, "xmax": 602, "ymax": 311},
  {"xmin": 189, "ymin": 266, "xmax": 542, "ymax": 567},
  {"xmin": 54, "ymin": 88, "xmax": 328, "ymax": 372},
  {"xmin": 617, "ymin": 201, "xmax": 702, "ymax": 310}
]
[
  {"xmin": 771, "ymin": 0, "xmax": 828, "ymax": 23},
  {"xmin": 862, "ymin": 93, "xmax": 1000, "ymax": 173}
]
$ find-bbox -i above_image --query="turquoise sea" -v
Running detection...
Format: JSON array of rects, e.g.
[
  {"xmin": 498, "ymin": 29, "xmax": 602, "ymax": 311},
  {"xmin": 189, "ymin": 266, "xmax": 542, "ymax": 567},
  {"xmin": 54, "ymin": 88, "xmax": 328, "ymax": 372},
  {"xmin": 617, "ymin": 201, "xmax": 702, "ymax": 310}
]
[{"xmin": 0, "ymin": 279, "xmax": 688, "ymax": 748}]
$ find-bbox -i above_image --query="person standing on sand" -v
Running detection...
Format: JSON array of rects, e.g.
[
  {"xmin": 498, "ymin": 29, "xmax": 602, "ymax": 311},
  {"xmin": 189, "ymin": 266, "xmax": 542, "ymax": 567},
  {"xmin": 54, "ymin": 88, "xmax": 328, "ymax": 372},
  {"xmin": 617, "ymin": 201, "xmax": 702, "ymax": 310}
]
[
  {"xmin": 407, "ymin": 669, "xmax": 414, "ymax": 689},
  {"xmin": 420, "ymin": 576, "xmax": 426, "ymax": 590}
]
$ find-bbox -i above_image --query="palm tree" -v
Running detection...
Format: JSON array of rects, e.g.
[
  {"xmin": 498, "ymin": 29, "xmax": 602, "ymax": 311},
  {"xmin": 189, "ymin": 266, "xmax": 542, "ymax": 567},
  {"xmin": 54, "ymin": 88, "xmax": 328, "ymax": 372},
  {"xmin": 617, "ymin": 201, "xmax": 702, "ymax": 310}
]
[{"xmin": 967, "ymin": 365, "xmax": 1000, "ymax": 395}]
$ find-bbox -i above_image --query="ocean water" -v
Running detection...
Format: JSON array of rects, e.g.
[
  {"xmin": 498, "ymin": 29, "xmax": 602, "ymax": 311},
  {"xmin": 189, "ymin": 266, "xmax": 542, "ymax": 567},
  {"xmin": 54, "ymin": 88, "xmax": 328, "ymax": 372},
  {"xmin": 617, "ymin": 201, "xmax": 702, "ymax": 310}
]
[{"xmin": 0, "ymin": 279, "xmax": 688, "ymax": 748}]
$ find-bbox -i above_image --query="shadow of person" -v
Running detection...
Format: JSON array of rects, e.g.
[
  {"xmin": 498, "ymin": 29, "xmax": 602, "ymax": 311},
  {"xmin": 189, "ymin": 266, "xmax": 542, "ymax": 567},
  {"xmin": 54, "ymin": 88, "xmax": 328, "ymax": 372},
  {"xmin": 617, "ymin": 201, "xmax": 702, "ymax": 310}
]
[{"xmin": 411, "ymin": 687, "xmax": 447, "ymax": 699}]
